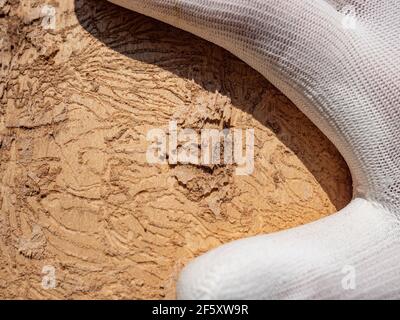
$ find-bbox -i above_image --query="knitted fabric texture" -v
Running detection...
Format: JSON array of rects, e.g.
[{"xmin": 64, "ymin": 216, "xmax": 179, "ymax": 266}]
[{"xmin": 108, "ymin": 0, "xmax": 400, "ymax": 299}]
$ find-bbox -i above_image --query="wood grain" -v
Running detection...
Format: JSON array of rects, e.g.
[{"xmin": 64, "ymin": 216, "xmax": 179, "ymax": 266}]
[{"xmin": 0, "ymin": 0, "xmax": 351, "ymax": 299}]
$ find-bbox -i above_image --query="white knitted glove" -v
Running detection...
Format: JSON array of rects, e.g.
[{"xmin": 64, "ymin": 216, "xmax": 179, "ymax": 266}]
[{"xmin": 108, "ymin": 0, "xmax": 400, "ymax": 299}]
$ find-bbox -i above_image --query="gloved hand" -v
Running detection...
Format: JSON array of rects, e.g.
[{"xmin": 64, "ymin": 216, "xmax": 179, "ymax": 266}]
[{"xmin": 108, "ymin": 0, "xmax": 400, "ymax": 299}]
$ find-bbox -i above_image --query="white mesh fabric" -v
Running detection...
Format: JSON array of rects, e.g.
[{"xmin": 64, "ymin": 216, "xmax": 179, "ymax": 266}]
[{"xmin": 107, "ymin": 0, "xmax": 400, "ymax": 299}]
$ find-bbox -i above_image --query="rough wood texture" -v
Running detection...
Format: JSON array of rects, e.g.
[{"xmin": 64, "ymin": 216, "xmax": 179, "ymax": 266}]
[{"xmin": 0, "ymin": 0, "xmax": 351, "ymax": 299}]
